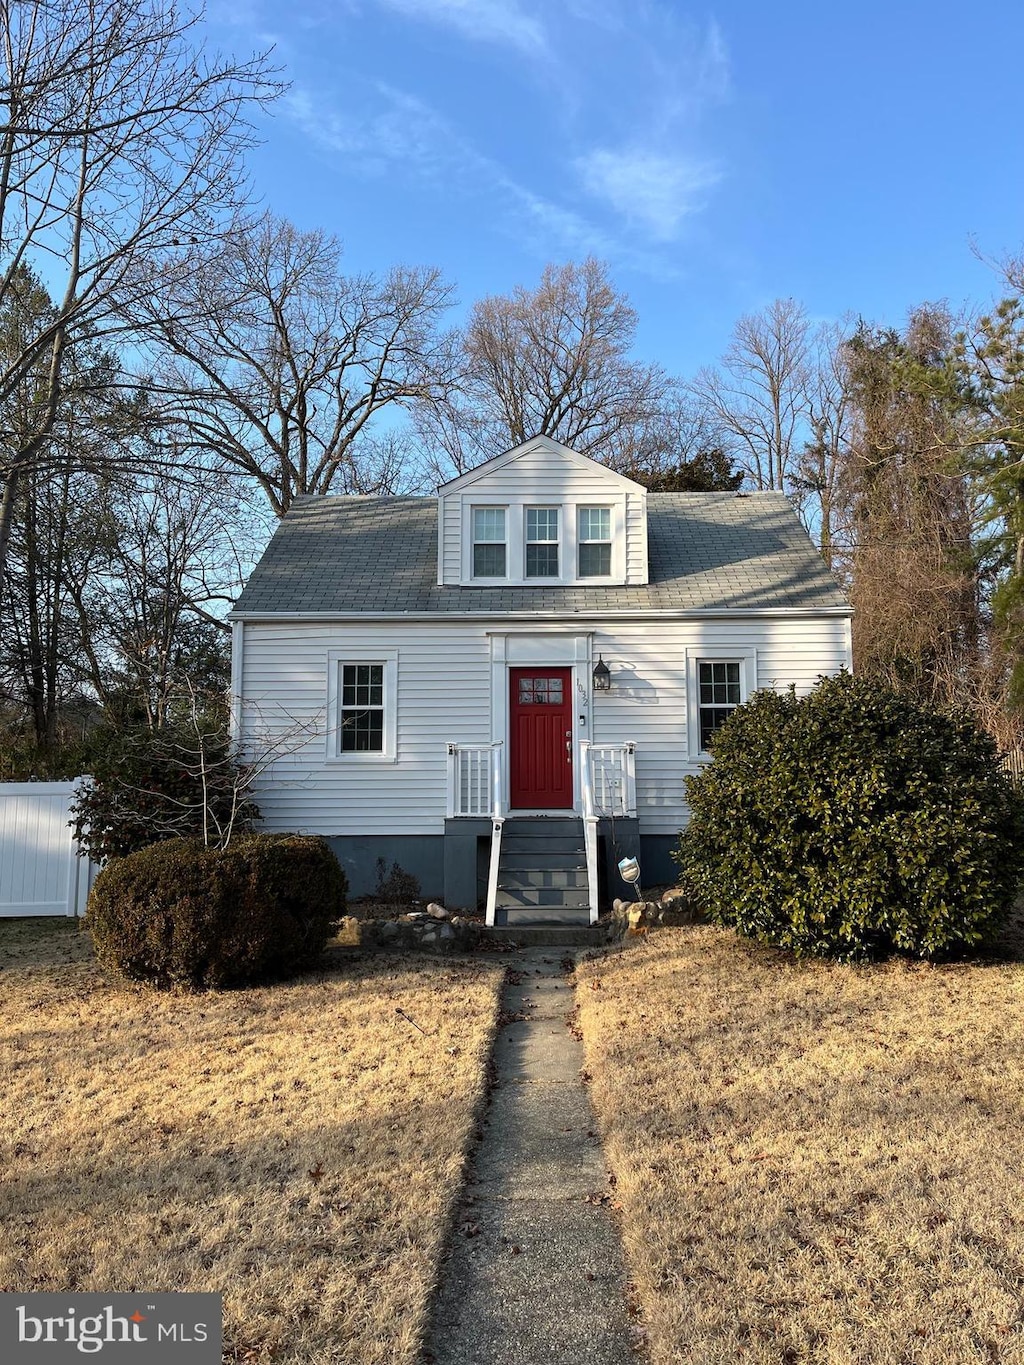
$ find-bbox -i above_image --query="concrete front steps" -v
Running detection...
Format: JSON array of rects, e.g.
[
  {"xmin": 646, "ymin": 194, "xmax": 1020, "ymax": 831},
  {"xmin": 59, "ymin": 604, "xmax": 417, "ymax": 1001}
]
[{"xmin": 494, "ymin": 816, "xmax": 593, "ymax": 925}]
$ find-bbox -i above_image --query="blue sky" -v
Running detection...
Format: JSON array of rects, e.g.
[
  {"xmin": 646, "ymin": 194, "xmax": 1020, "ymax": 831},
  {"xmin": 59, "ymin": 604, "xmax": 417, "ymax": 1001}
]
[{"xmin": 206, "ymin": 0, "xmax": 1024, "ymax": 378}]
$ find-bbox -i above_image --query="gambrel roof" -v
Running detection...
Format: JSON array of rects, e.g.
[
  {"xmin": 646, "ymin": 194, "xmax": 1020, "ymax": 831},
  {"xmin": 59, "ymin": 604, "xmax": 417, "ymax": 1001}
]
[{"xmin": 231, "ymin": 491, "xmax": 849, "ymax": 617}]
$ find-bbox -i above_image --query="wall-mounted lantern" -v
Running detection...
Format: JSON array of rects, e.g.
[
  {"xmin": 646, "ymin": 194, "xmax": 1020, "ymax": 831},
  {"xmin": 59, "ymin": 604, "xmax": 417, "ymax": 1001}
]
[{"xmin": 592, "ymin": 655, "xmax": 611, "ymax": 692}]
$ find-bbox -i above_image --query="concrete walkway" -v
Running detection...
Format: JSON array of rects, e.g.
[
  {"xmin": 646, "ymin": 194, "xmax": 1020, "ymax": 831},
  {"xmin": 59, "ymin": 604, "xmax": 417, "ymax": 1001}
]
[{"xmin": 424, "ymin": 949, "xmax": 639, "ymax": 1365}]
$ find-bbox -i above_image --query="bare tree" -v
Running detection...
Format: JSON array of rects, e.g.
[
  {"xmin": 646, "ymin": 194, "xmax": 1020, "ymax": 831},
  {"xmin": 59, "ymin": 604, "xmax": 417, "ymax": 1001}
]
[
  {"xmin": 142, "ymin": 213, "xmax": 454, "ymax": 514},
  {"xmin": 68, "ymin": 460, "xmax": 243, "ymax": 728},
  {"xmin": 0, "ymin": 265, "xmax": 124, "ymax": 746},
  {"xmin": 690, "ymin": 298, "xmax": 812, "ymax": 492},
  {"xmin": 418, "ymin": 258, "xmax": 671, "ymax": 478},
  {"xmin": 0, "ymin": 0, "xmax": 279, "ymax": 592},
  {"xmin": 606, "ymin": 390, "xmax": 741, "ymax": 489},
  {"xmin": 792, "ymin": 320, "xmax": 855, "ymax": 568},
  {"xmin": 70, "ymin": 678, "xmax": 323, "ymax": 861}
]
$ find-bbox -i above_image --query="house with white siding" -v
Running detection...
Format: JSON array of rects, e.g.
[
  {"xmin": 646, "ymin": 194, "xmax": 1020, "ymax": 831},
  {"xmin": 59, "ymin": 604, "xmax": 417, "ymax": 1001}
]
[{"xmin": 229, "ymin": 435, "xmax": 852, "ymax": 924}]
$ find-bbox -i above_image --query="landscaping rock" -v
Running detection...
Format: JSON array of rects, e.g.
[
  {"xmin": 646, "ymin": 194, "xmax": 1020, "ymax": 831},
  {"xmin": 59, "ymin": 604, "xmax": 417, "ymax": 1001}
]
[
  {"xmin": 604, "ymin": 888, "xmax": 705, "ymax": 939},
  {"xmin": 427, "ymin": 902, "xmax": 449, "ymax": 919},
  {"xmin": 337, "ymin": 915, "xmax": 482, "ymax": 952}
]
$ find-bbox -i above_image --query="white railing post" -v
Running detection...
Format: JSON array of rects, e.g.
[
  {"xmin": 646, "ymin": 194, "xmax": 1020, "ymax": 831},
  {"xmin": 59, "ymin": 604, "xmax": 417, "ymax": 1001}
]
[
  {"xmin": 445, "ymin": 743, "xmax": 457, "ymax": 819},
  {"xmin": 583, "ymin": 743, "xmax": 637, "ymax": 817},
  {"xmin": 580, "ymin": 741, "xmax": 600, "ymax": 925},
  {"xmin": 485, "ymin": 742, "xmax": 504, "ymax": 926},
  {"xmin": 624, "ymin": 740, "xmax": 637, "ymax": 817},
  {"xmin": 447, "ymin": 743, "xmax": 505, "ymax": 818},
  {"xmin": 490, "ymin": 741, "xmax": 504, "ymax": 820}
]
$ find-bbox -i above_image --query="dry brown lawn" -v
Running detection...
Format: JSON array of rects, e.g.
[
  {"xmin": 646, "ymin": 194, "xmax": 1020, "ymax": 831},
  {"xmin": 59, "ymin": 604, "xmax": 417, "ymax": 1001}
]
[
  {"xmin": 576, "ymin": 926, "xmax": 1024, "ymax": 1365},
  {"xmin": 0, "ymin": 918, "xmax": 504, "ymax": 1364}
]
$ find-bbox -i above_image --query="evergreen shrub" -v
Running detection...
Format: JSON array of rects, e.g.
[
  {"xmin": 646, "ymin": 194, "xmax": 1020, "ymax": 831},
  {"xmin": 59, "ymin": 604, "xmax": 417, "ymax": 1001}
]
[
  {"xmin": 86, "ymin": 834, "xmax": 347, "ymax": 989},
  {"xmin": 71, "ymin": 722, "xmax": 257, "ymax": 864},
  {"xmin": 675, "ymin": 672, "xmax": 1024, "ymax": 959}
]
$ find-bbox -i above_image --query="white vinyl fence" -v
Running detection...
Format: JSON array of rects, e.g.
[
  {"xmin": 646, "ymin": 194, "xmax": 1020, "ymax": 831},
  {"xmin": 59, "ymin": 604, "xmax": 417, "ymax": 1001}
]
[{"xmin": 0, "ymin": 780, "xmax": 97, "ymax": 916}]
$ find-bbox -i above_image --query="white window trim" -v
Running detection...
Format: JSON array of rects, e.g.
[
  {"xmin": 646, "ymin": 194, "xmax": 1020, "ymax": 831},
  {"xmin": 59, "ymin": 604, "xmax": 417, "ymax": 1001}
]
[
  {"xmin": 576, "ymin": 504, "xmax": 615, "ymax": 581},
  {"xmin": 685, "ymin": 649, "xmax": 757, "ymax": 761},
  {"xmin": 326, "ymin": 649, "xmax": 398, "ymax": 763},
  {"xmin": 469, "ymin": 505, "xmax": 509, "ymax": 581},
  {"xmin": 461, "ymin": 497, "xmax": 625, "ymax": 585},
  {"xmin": 523, "ymin": 504, "xmax": 561, "ymax": 581}
]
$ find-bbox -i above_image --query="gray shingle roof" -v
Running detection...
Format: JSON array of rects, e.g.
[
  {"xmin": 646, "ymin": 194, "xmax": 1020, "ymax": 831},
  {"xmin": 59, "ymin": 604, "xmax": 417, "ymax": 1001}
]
[{"xmin": 230, "ymin": 492, "xmax": 849, "ymax": 616}]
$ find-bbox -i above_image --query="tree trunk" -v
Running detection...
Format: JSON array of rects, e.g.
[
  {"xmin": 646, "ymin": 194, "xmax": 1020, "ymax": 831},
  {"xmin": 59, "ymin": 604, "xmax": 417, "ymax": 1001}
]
[{"xmin": 0, "ymin": 465, "xmax": 19, "ymax": 598}]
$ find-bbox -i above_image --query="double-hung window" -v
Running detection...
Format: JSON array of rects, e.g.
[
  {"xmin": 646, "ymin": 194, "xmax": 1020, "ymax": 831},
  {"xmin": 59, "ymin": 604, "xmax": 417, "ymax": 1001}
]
[
  {"xmin": 578, "ymin": 507, "xmax": 611, "ymax": 577},
  {"xmin": 472, "ymin": 507, "xmax": 507, "ymax": 578},
  {"xmin": 340, "ymin": 664, "xmax": 384, "ymax": 751},
  {"xmin": 697, "ymin": 661, "xmax": 742, "ymax": 752},
  {"xmin": 525, "ymin": 507, "xmax": 559, "ymax": 577},
  {"xmin": 328, "ymin": 650, "xmax": 397, "ymax": 761}
]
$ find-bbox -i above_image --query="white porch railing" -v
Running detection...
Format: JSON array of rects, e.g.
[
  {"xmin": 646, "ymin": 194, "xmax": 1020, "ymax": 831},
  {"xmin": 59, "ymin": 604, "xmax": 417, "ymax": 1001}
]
[
  {"xmin": 446, "ymin": 744, "xmax": 505, "ymax": 924},
  {"xmin": 446, "ymin": 742, "xmax": 504, "ymax": 819},
  {"xmin": 448, "ymin": 740, "xmax": 636, "ymax": 926},
  {"xmin": 586, "ymin": 742, "xmax": 637, "ymax": 817}
]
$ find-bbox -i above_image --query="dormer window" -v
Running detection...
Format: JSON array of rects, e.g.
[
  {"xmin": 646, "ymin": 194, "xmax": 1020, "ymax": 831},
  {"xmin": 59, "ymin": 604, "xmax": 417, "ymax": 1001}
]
[
  {"xmin": 525, "ymin": 507, "xmax": 559, "ymax": 578},
  {"xmin": 472, "ymin": 507, "xmax": 507, "ymax": 578},
  {"xmin": 578, "ymin": 507, "xmax": 612, "ymax": 577}
]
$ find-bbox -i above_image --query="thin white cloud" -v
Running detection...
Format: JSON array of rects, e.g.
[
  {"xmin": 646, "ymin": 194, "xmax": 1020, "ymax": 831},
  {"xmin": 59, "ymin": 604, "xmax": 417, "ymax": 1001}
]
[
  {"xmin": 694, "ymin": 18, "xmax": 730, "ymax": 105},
  {"xmin": 376, "ymin": 0, "xmax": 547, "ymax": 56},
  {"xmin": 285, "ymin": 81, "xmax": 603, "ymax": 247},
  {"xmin": 283, "ymin": 85, "xmax": 453, "ymax": 177},
  {"xmin": 576, "ymin": 148, "xmax": 721, "ymax": 241}
]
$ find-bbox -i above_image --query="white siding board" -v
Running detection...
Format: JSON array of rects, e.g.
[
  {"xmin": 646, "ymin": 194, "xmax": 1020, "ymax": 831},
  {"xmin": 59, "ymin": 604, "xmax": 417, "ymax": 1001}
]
[
  {"xmin": 241, "ymin": 622, "xmax": 492, "ymax": 836},
  {"xmin": 589, "ymin": 617, "xmax": 851, "ymax": 834},
  {"xmin": 624, "ymin": 491, "xmax": 648, "ymax": 584},
  {"xmin": 440, "ymin": 495, "xmax": 461, "ymax": 584},
  {"xmin": 241, "ymin": 614, "xmax": 850, "ymax": 839},
  {"xmin": 459, "ymin": 450, "xmax": 629, "ymax": 501}
]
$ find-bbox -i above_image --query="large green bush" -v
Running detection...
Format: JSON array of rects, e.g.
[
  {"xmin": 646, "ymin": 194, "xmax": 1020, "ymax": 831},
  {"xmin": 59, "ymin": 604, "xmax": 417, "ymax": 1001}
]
[
  {"xmin": 675, "ymin": 672, "xmax": 1024, "ymax": 959},
  {"xmin": 86, "ymin": 834, "xmax": 347, "ymax": 989}
]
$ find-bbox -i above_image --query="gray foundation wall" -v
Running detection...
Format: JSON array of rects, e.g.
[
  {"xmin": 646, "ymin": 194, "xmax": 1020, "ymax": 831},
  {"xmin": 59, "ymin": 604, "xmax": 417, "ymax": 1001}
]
[
  {"xmin": 326, "ymin": 835, "xmax": 445, "ymax": 902},
  {"xmin": 639, "ymin": 834, "xmax": 680, "ymax": 888},
  {"xmin": 325, "ymin": 823, "xmax": 680, "ymax": 910}
]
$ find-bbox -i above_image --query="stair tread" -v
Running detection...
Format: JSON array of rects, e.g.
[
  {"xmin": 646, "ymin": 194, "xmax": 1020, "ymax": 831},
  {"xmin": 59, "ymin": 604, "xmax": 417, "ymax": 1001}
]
[
  {"xmin": 483, "ymin": 925, "xmax": 602, "ymax": 944},
  {"xmin": 498, "ymin": 864, "xmax": 587, "ymax": 871}
]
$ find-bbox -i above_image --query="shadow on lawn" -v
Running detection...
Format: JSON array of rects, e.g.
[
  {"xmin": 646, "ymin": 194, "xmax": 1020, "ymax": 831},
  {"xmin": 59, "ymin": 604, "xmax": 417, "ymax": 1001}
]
[
  {"xmin": 0, "ymin": 916, "xmax": 91, "ymax": 970},
  {"xmin": 592, "ymin": 897, "xmax": 1024, "ymax": 974},
  {"xmin": 0, "ymin": 915, "xmax": 489, "ymax": 985},
  {"xmin": 1, "ymin": 1089, "xmax": 477, "ymax": 1363}
]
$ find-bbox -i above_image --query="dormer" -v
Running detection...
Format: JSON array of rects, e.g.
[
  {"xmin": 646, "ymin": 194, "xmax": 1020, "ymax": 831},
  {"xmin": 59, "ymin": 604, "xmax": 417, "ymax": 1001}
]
[{"xmin": 436, "ymin": 436, "xmax": 649, "ymax": 587}]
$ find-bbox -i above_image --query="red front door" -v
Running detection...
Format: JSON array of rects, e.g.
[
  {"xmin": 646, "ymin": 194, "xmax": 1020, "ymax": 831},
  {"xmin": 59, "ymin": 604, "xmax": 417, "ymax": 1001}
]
[{"xmin": 509, "ymin": 668, "xmax": 573, "ymax": 809}]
